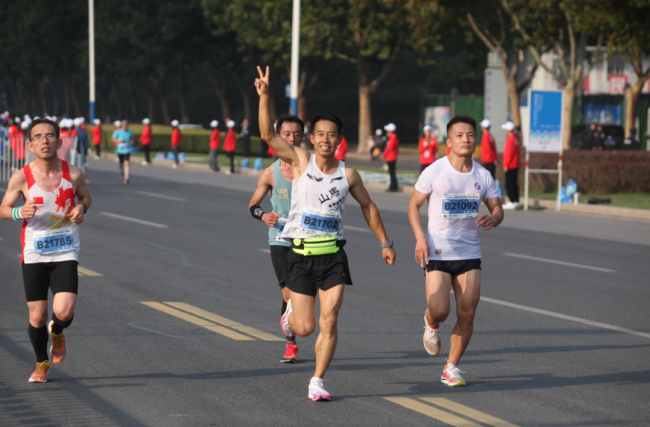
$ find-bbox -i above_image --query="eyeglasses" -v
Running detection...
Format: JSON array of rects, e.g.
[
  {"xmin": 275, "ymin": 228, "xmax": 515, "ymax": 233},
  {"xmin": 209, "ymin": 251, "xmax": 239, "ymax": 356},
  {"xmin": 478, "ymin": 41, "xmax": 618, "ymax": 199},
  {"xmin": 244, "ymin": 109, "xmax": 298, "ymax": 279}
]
[{"xmin": 30, "ymin": 134, "xmax": 58, "ymax": 142}]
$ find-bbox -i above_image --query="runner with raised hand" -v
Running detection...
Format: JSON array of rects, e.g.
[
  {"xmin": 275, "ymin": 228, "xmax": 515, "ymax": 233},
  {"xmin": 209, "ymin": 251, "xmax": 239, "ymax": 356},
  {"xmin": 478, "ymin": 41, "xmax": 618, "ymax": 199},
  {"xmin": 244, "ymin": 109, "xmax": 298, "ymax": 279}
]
[
  {"xmin": 0, "ymin": 118, "xmax": 92, "ymax": 383},
  {"xmin": 248, "ymin": 114, "xmax": 305, "ymax": 363},
  {"xmin": 255, "ymin": 66, "xmax": 396, "ymax": 401},
  {"xmin": 408, "ymin": 115, "xmax": 503, "ymax": 387}
]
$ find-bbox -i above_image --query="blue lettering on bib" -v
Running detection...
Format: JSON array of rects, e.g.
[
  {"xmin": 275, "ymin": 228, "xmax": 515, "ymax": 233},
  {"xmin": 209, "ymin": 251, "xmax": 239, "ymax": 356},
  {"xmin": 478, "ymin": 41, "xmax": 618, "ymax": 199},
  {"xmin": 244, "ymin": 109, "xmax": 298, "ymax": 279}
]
[
  {"xmin": 442, "ymin": 193, "xmax": 480, "ymax": 219},
  {"xmin": 300, "ymin": 213, "xmax": 340, "ymax": 233},
  {"xmin": 34, "ymin": 228, "xmax": 75, "ymax": 254}
]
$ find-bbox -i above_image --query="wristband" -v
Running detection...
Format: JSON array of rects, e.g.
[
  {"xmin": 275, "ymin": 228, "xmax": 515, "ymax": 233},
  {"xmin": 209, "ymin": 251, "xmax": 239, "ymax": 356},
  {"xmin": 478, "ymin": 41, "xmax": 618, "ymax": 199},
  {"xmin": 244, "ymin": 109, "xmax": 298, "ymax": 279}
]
[
  {"xmin": 380, "ymin": 240, "xmax": 393, "ymax": 248},
  {"xmin": 250, "ymin": 204, "xmax": 265, "ymax": 221},
  {"xmin": 11, "ymin": 206, "xmax": 24, "ymax": 221},
  {"xmin": 80, "ymin": 202, "xmax": 88, "ymax": 214}
]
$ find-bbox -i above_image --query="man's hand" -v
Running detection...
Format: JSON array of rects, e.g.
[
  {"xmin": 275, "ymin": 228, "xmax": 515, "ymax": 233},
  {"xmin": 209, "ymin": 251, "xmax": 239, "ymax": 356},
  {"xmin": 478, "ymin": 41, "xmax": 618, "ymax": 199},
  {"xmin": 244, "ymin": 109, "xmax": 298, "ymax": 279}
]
[
  {"xmin": 255, "ymin": 66, "xmax": 270, "ymax": 96},
  {"xmin": 68, "ymin": 205, "xmax": 85, "ymax": 224},
  {"xmin": 415, "ymin": 235, "xmax": 429, "ymax": 267},
  {"xmin": 503, "ymin": 166, "xmax": 508, "ymax": 172},
  {"xmin": 476, "ymin": 214, "xmax": 494, "ymax": 230},
  {"xmin": 382, "ymin": 247, "xmax": 396, "ymax": 265},
  {"xmin": 21, "ymin": 200, "xmax": 37, "ymax": 219},
  {"xmin": 262, "ymin": 211, "xmax": 279, "ymax": 227}
]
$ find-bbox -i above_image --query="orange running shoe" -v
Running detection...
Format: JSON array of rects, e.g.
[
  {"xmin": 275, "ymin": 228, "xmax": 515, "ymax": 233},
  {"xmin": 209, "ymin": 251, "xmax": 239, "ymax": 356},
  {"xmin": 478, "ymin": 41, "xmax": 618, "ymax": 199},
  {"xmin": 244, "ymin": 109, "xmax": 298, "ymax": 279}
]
[
  {"xmin": 281, "ymin": 344, "xmax": 298, "ymax": 363},
  {"xmin": 28, "ymin": 360, "xmax": 51, "ymax": 383},
  {"xmin": 48, "ymin": 320, "xmax": 67, "ymax": 363}
]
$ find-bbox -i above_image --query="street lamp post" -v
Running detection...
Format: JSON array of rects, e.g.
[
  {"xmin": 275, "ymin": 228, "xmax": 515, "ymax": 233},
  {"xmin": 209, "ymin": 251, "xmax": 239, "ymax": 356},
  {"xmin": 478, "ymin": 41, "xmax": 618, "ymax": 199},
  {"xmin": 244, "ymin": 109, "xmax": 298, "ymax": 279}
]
[
  {"xmin": 88, "ymin": 0, "xmax": 96, "ymax": 121},
  {"xmin": 289, "ymin": 0, "xmax": 300, "ymax": 116}
]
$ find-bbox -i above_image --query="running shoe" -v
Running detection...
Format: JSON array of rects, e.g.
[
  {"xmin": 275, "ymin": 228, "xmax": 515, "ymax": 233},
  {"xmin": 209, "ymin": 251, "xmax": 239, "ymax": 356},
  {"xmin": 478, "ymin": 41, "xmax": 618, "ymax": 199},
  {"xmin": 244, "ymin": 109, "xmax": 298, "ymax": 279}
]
[
  {"xmin": 423, "ymin": 315, "xmax": 441, "ymax": 356},
  {"xmin": 123, "ymin": 178, "xmax": 130, "ymax": 184},
  {"xmin": 48, "ymin": 320, "xmax": 67, "ymax": 363},
  {"xmin": 281, "ymin": 344, "xmax": 298, "ymax": 363},
  {"xmin": 308, "ymin": 378, "xmax": 331, "ymax": 401},
  {"xmin": 441, "ymin": 362, "xmax": 465, "ymax": 387},
  {"xmin": 118, "ymin": 172, "xmax": 124, "ymax": 179},
  {"xmin": 28, "ymin": 360, "xmax": 51, "ymax": 383},
  {"xmin": 281, "ymin": 299, "xmax": 295, "ymax": 338}
]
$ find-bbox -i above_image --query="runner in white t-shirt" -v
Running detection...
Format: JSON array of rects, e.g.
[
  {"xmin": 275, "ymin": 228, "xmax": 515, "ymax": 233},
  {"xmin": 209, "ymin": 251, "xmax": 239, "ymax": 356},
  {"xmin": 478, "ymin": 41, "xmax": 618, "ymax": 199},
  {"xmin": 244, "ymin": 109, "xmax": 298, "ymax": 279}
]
[{"xmin": 408, "ymin": 115, "xmax": 504, "ymax": 387}]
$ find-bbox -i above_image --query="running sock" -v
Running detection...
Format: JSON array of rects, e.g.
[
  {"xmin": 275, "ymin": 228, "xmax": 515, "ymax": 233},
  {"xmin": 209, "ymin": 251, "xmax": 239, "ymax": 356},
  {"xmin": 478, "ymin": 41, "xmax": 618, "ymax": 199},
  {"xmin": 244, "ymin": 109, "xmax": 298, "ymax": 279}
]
[
  {"xmin": 28, "ymin": 324, "xmax": 49, "ymax": 363},
  {"xmin": 51, "ymin": 313, "xmax": 73, "ymax": 335},
  {"xmin": 428, "ymin": 322, "xmax": 439, "ymax": 330},
  {"xmin": 281, "ymin": 300, "xmax": 288, "ymax": 316}
]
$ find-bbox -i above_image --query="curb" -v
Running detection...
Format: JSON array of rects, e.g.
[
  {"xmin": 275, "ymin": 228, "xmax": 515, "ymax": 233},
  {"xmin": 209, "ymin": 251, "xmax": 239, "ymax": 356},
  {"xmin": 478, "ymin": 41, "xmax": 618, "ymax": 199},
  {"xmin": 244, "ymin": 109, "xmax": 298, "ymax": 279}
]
[{"xmin": 531, "ymin": 198, "xmax": 650, "ymax": 220}]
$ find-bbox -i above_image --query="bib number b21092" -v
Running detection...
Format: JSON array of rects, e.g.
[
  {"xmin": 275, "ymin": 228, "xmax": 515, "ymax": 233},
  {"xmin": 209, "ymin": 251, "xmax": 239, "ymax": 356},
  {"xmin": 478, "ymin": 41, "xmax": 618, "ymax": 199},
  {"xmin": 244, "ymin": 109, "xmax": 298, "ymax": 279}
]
[{"xmin": 442, "ymin": 193, "xmax": 480, "ymax": 219}]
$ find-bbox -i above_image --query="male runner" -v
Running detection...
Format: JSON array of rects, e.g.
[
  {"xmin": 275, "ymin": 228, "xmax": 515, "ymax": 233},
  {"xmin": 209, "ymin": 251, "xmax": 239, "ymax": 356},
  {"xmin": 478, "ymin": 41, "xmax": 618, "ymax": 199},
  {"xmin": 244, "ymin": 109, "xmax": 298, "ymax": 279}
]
[
  {"xmin": 115, "ymin": 120, "xmax": 134, "ymax": 183},
  {"xmin": 408, "ymin": 115, "xmax": 504, "ymax": 387},
  {"xmin": 248, "ymin": 114, "xmax": 305, "ymax": 363},
  {"xmin": 255, "ymin": 66, "xmax": 396, "ymax": 401},
  {"xmin": 0, "ymin": 118, "xmax": 91, "ymax": 383}
]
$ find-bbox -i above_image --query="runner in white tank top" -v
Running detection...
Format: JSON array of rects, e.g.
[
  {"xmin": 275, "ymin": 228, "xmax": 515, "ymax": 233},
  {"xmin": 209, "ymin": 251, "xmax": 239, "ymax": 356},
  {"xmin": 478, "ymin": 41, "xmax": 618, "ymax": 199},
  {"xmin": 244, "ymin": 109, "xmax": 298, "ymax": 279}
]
[
  {"xmin": 408, "ymin": 115, "xmax": 503, "ymax": 388},
  {"xmin": 0, "ymin": 118, "xmax": 92, "ymax": 383},
  {"xmin": 255, "ymin": 66, "xmax": 396, "ymax": 402}
]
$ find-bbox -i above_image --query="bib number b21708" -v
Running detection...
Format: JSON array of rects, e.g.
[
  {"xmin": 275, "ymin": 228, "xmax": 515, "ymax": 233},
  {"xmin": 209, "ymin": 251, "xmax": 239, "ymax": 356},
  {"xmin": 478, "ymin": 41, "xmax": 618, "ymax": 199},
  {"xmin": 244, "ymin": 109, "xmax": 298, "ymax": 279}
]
[
  {"xmin": 33, "ymin": 228, "xmax": 75, "ymax": 254},
  {"xmin": 442, "ymin": 193, "xmax": 480, "ymax": 219}
]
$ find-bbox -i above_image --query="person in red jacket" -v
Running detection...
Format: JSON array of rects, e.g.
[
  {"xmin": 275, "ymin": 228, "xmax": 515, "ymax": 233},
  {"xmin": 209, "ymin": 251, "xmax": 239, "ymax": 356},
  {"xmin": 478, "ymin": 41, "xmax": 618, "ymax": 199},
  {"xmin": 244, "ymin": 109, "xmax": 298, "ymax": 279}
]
[
  {"xmin": 418, "ymin": 125, "xmax": 438, "ymax": 173},
  {"xmin": 479, "ymin": 119, "xmax": 498, "ymax": 179},
  {"xmin": 140, "ymin": 118, "xmax": 152, "ymax": 165},
  {"xmin": 224, "ymin": 120, "xmax": 237, "ymax": 173},
  {"xmin": 209, "ymin": 120, "xmax": 220, "ymax": 172},
  {"xmin": 91, "ymin": 119, "xmax": 102, "ymax": 158},
  {"xmin": 334, "ymin": 135, "xmax": 348, "ymax": 161},
  {"xmin": 501, "ymin": 121, "xmax": 520, "ymax": 209},
  {"xmin": 382, "ymin": 123, "xmax": 399, "ymax": 191},
  {"xmin": 171, "ymin": 120, "xmax": 182, "ymax": 168}
]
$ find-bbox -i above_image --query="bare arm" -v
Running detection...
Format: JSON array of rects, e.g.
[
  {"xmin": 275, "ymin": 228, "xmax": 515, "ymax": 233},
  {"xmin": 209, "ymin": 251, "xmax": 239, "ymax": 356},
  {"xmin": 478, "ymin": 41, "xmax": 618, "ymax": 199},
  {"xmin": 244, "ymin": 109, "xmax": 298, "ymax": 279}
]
[
  {"xmin": 408, "ymin": 189, "xmax": 430, "ymax": 267},
  {"xmin": 248, "ymin": 166, "xmax": 279, "ymax": 227},
  {"xmin": 255, "ymin": 66, "xmax": 310, "ymax": 174},
  {"xmin": 69, "ymin": 165, "xmax": 91, "ymax": 225},
  {"xmin": 0, "ymin": 171, "xmax": 32, "ymax": 220},
  {"xmin": 346, "ymin": 168, "xmax": 396, "ymax": 265},
  {"xmin": 477, "ymin": 197, "xmax": 504, "ymax": 230}
]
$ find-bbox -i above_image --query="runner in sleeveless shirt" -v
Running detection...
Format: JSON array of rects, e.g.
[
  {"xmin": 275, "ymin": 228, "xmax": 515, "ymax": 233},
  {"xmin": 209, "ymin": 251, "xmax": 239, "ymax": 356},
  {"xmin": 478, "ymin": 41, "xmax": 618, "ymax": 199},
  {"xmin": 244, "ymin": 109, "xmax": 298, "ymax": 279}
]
[
  {"xmin": 255, "ymin": 67, "xmax": 397, "ymax": 401},
  {"xmin": 0, "ymin": 118, "xmax": 92, "ymax": 383},
  {"xmin": 249, "ymin": 114, "xmax": 305, "ymax": 363},
  {"xmin": 408, "ymin": 115, "xmax": 503, "ymax": 387}
]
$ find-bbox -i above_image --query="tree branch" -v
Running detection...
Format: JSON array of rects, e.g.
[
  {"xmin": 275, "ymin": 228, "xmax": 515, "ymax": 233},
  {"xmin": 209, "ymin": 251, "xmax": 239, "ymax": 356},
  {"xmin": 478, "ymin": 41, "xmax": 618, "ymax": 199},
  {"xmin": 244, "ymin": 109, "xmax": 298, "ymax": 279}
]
[
  {"xmin": 517, "ymin": 62, "xmax": 538, "ymax": 93},
  {"xmin": 336, "ymin": 53, "xmax": 358, "ymax": 64},
  {"xmin": 369, "ymin": 40, "xmax": 402, "ymax": 94},
  {"xmin": 467, "ymin": 13, "xmax": 498, "ymax": 53}
]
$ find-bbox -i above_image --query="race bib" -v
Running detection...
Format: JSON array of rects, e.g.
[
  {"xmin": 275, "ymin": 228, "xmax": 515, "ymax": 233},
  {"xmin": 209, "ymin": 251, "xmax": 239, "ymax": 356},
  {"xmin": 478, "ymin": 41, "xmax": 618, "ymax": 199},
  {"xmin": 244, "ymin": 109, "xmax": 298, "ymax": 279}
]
[
  {"xmin": 442, "ymin": 193, "xmax": 480, "ymax": 219},
  {"xmin": 300, "ymin": 207, "xmax": 341, "ymax": 234},
  {"xmin": 33, "ymin": 228, "xmax": 75, "ymax": 254},
  {"xmin": 118, "ymin": 142, "xmax": 129, "ymax": 151},
  {"xmin": 424, "ymin": 150, "xmax": 431, "ymax": 158},
  {"xmin": 275, "ymin": 217, "xmax": 288, "ymax": 241}
]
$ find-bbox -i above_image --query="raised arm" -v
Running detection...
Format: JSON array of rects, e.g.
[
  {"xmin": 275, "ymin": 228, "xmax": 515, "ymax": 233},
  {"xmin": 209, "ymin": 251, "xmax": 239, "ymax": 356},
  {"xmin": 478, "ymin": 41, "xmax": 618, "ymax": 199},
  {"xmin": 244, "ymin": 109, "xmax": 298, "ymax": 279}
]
[
  {"xmin": 408, "ymin": 189, "xmax": 429, "ymax": 267},
  {"xmin": 255, "ymin": 66, "xmax": 309, "ymax": 170},
  {"xmin": 346, "ymin": 168, "xmax": 396, "ymax": 265},
  {"xmin": 248, "ymin": 166, "xmax": 279, "ymax": 227}
]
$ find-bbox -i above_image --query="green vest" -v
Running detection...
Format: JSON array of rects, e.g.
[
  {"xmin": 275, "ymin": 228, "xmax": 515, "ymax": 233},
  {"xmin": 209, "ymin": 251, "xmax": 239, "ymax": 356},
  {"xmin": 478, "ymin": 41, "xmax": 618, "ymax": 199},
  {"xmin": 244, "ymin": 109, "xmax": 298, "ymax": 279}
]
[{"xmin": 269, "ymin": 160, "xmax": 292, "ymax": 246}]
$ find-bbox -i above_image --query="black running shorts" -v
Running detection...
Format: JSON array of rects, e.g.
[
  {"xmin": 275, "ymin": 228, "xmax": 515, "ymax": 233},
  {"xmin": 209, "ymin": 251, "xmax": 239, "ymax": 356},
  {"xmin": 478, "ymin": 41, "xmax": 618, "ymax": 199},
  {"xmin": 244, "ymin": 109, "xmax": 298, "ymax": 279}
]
[
  {"xmin": 118, "ymin": 153, "xmax": 131, "ymax": 163},
  {"xmin": 270, "ymin": 245, "xmax": 290, "ymax": 288},
  {"xmin": 282, "ymin": 249, "xmax": 353, "ymax": 297},
  {"xmin": 22, "ymin": 261, "xmax": 79, "ymax": 302},
  {"xmin": 425, "ymin": 259, "xmax": 482, "ymax": 277}
]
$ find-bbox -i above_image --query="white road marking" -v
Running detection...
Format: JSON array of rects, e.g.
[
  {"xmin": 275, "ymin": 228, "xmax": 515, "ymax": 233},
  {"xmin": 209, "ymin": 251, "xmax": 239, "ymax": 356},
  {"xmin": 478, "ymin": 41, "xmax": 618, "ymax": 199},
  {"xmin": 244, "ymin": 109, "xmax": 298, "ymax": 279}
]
[
  {"xmin": 100, "ymin": 212, "xmax": 168, "ymax": 228},
  {"xmin": 502, "ymin": 252, "xmax": 615, "ymax": 272},
  {"xmin": 481, "ymin": 296, "xmax": 650, "ymax": 340},
  {"xmin": 135, "ymin": 191, "xmax": 187, "ymax": 202},
  {"xmin": 259, "ymin": 249, "xmax": 270, "ymax": 253},
  {"xmin": 0, "ymin": 188, "xmax": 6, "ymax": 192},
  {"xmin": 345, "ymin": 225, "xmax": 369, "ymax": 232}
]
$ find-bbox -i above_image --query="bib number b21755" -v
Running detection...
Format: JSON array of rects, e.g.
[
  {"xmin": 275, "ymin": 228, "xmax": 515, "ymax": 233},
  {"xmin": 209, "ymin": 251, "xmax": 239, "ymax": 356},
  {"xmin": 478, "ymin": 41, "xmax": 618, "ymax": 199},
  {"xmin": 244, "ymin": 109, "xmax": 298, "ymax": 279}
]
[
  {"xmin": 442, "ymin": 193, "xmax": 480, "ymax": 219},
  {"xmin": 33, "ymin": 228, "xmax": 75, "ymax": 254}
]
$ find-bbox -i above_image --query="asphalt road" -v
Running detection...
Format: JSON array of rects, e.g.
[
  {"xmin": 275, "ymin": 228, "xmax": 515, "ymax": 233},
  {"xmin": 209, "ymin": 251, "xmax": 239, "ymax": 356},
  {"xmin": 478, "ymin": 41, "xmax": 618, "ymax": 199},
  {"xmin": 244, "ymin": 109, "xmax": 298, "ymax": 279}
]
[{"xmin": 1, "ymin": 158, "xmax": 649, "ymax": 427}]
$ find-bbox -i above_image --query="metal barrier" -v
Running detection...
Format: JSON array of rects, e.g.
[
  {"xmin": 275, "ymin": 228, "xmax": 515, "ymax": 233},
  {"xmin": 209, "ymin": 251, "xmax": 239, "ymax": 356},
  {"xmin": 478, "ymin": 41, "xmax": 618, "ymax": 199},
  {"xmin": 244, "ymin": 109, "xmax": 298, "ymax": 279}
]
[{"xmin": 1, "ymin": 135, "xmax": 81, "ymax": 182}]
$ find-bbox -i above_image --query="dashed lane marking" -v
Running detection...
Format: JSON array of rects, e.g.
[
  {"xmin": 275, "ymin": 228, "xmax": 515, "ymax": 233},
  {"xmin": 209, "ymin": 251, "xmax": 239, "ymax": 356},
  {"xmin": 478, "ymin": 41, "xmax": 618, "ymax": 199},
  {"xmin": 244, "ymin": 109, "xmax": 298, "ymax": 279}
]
[
  {"xmin": 100, "ymin": 212, "xmax": 168, "ymax": 228},
  {"xmin": 385, "ymin": 398, "xmax": 481, "ymax": 426},
  {"xmin": 420, "ymin": 398, "xmax": 519, "ymax": 427},
  {"xmin": 77, "ymin": 266, "xmax": 103, "ymax": 276},
  {"xmin": 260, "ymin": 249, "xmax": 271, "ymax": 253},
  {"xmin": 140, "ymin": 302, "xmax": 254, "ymax": 340},
  {"xmin": 135, "ymin": 191, "xmax": 187, "ymax": 202},
  {"xmin": 165, "ymin": 302, "xmax": 284, "ymax": 341},
  {"xmin": 345, "ymin": 225, "xmax": 369, "ymax": 232},
  {"xmin": 502, "ymin": 252, "xmax": 615, "ymax": 272}
]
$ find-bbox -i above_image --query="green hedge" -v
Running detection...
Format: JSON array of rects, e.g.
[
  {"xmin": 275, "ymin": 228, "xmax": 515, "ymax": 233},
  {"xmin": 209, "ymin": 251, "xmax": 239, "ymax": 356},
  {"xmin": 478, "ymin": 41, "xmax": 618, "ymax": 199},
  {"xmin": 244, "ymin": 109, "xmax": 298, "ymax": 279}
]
[{"xmin": 93, "ymin": 127, "xmax": 266, "ymax": 156}]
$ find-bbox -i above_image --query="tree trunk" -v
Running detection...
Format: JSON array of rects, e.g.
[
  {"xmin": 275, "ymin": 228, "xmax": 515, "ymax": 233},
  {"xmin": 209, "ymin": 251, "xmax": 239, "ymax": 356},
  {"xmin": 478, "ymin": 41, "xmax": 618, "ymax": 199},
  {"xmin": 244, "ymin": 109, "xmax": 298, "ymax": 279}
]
[
  {"xmin": 210, "ymin": 74, "xmax": 231, "ymax": 120},
  {"xmin": 129, "ymin": 82, "xmax": 139, "ymax": 119},
  {"xmin": 71, "ymin": 82, "xmax": 82, "ymax": 118},
  {"xmin": 179, "ymin": 63, "xmax": 190, "ymax": 124},
  {"xmin": 507, "ymin": 80, "xmax": 521, "ymax": 127},
  {"xmin": 357, "ymin": 58, "xmax": 371, "ymax": 154},
  {"xmin": 624, "ymin": 79, "xmax": 645, "ymax": 138},
  {"xmin": 160, "ymin": 86, "xmax": 171, "ymax": 125},
  {"xmin": 148, "ymin": 91, "xmax": 156, "ymax": 123},
  {"xmin": 114, "ymin": 84, "xmax": 124, "ymax": 119},
  {"xmin": 561, "ymin": 86, "xmax": 575, "ymax": 150},
  {"xmin": 237, "ymin": 81, "xmax": 251, "ymax": 120}
]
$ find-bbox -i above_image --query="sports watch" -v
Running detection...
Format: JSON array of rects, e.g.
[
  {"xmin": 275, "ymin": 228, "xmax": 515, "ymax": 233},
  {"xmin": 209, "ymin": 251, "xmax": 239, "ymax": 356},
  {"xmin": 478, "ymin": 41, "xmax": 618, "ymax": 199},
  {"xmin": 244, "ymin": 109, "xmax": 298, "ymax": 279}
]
[{"xmin": 380, "ymin": 240, "xmax": 393, "ymax": 248}]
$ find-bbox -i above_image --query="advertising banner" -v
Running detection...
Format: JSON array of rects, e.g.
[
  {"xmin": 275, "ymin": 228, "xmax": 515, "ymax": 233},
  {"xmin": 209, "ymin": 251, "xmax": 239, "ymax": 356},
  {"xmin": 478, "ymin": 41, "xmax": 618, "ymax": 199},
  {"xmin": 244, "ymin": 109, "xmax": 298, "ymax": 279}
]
[{"xmin": 528, "ymin": 90, "xmax": 563, "ymax": 153}]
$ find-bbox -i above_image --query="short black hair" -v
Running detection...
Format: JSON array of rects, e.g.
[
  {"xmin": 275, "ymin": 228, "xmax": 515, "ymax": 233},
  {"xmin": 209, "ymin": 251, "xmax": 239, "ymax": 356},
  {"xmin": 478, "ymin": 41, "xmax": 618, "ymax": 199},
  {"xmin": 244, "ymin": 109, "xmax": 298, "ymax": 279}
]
[
  {"xmin": 446, "ymin": 115, "xmax": 476, "ymax": 135},
  {"xmin": 276, "ymin": 115, "xmax": 304, "ymax": 136},
  {"xmin": 311, "ymin": 112, "xmax": 343, "ymax": 136},
  {"xmin": 27, "ymin": 118, "xmax": 60, "ymax": 140}
]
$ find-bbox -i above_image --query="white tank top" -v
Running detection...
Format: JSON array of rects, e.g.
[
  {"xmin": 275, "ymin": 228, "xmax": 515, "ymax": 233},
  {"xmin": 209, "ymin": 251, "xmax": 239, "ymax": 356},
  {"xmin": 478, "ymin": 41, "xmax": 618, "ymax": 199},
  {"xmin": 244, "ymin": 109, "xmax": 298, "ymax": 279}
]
[
  {"xmin": 282, "ymin": 155, "xmax": 349, "ymax": 240},
  {"xmin": 21, "ymin": 161, "xmax": 80, "ymax": 264}
]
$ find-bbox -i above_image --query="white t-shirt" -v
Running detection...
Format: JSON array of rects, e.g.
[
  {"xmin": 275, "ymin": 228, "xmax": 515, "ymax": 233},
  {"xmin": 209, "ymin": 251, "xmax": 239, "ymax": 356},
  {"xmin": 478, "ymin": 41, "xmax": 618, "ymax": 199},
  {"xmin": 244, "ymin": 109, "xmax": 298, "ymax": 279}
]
[{"xmin": 415, "ymin": 157, "xmax": 498, "ymax": 260}]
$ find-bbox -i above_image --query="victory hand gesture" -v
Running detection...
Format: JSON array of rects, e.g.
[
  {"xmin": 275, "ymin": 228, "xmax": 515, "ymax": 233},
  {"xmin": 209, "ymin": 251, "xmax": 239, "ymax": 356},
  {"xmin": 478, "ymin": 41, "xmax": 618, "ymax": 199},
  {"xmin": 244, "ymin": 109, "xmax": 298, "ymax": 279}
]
[{"xmin": 255, "ymin": 66, "xmax": 270, "ymax": 96}]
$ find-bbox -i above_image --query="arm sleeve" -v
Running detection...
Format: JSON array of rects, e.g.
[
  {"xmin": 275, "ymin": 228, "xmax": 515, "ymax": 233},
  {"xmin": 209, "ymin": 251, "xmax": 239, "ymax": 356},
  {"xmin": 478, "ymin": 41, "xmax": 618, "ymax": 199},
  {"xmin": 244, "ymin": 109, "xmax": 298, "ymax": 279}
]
[
  {"xmin": 484, "ymin": 171, "xmax": 499, "ymax": 199},
  {"xmin": 414, "ymin": 166, "xmax": 434, "ymax": 194}
]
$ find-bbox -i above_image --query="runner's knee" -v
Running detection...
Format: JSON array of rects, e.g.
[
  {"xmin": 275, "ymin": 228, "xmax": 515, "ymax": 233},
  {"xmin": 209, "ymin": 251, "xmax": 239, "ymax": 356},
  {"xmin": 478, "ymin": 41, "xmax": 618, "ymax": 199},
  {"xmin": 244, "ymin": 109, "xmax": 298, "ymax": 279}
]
[
  {"xmin": 456, "ymin": 307, "xmax": 476, "ymax": 325},
  {"xmin": 293, "ymin": 318, "xmax": 316, "ymax": 336},
  {"xmin": 29, "ymin": 311, "xmax": 48, "ymax": 328}
]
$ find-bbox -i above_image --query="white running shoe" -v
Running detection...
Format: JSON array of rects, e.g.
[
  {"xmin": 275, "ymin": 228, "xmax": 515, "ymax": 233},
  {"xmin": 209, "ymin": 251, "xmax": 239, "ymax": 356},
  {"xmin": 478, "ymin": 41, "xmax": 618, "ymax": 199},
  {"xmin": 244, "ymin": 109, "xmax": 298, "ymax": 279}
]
[
  {"xmin": 141, "ymin": 161, "xmax": 148, "ymax": 166},
  {"xmin": 172, "ymin": 164, "xmax": 178, "ymax": 169},
  {"xmin": 308, "ymin": 377, "xmax": 331, "ymax": 401},
  {"xmin": 502, "ymin": 202, "xmax": 516, "ymax": 210},
  {"xmin": 281, "ymin": 299, "xmax": 295, "ymax": 338},
  {"xmin": 441, "ymin": 362, "xmax": 466, "ymax": 387},
  {"xmin": 423, "ymin": 316, "xmax": 441, "ymax": 356}
]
